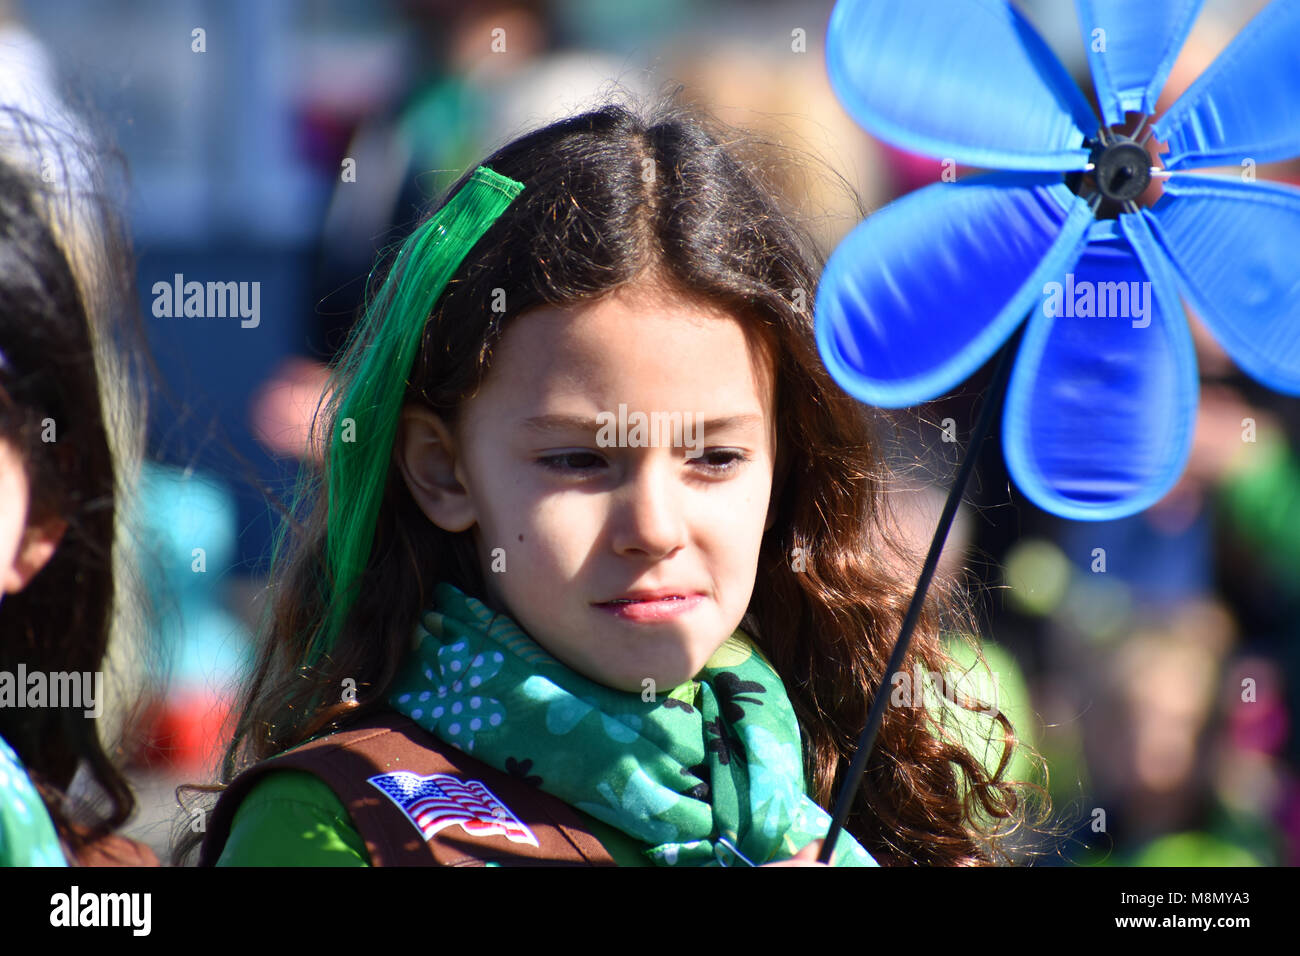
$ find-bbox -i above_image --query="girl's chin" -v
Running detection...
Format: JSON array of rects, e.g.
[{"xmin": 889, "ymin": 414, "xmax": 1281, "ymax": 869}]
[
  {"xmin": 535, "ymin": 613, "xmax": 736, "ymax": 693},
  {"xmin": 578, "ymin": 661, "xmax": 708, "ymax": 696},
  {"xmin": 607, "ymin": 656, "xmax": 723, "ymax": 695}
]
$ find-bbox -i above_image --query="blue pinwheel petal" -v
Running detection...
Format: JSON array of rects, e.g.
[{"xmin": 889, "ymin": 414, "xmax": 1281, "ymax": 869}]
[
  {"xmin": 1003, "ymin": 216, "xmax": 1197, "ymax": 521},
  {"xmin": 826, "ymin": 0, "xmax": 1097, "ymax": 171},
  {"xmin": 1144, "ymin": 174, "xmax": 1300, "ymax": 394},
  {"xmin": 1075, "ymin": 0, "xmax": 1204, "ymax": 129},
  {"xmin": 1151, "ymin": 0, "xmax": 1300, "ymax": 170},
  {"xmin": 815, "ymin": 173, "xmax": 1094, "ymax": 408}
]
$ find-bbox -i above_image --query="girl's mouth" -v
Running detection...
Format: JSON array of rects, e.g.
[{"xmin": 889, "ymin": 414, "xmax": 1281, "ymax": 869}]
[{"xmin": 594, "ymin": 595, "xmax": 703, "ymax": 622}]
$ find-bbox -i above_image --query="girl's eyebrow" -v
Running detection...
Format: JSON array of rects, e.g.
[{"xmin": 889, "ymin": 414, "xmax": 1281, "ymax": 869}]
[{"xmin": 519, "ymin": 413, "xmax": 766, "ymax": 435}]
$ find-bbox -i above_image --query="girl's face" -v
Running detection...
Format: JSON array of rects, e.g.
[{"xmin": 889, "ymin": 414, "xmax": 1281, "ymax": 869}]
[
  {"xmin": 0, "ymin": 439, "xmax": 28, "ymax": 599},
  {"xmin": 398, "ymin": 283, "xmax": 779, "ymax": 692},
  {"xmin": 0, "ymin": 438, "xmax": 65, "ymax": 603}
]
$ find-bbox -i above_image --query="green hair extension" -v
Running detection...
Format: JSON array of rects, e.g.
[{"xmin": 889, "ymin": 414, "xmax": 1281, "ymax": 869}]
[{"xmin": 308, "ymin": 164, "xmax": 525, "ymax": 668}]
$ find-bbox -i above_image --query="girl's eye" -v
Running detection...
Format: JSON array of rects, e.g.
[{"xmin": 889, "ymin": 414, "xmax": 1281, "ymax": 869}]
[
  {"xmin": 535, "ymin": 450, "xmax": 750, "ymax": 476},
  {"xmin": 694, "ymin": 450, "xmax": 750, "ymax": 475},
  {"xmin": 537, "ymin": 452, "xmax": 604, "ymax": 472}
]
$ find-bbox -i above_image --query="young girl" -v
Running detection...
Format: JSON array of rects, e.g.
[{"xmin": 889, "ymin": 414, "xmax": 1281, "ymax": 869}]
[
  {"xmin": 0, "ymin": 131, "xmax": 153, "ymax": 866},
  {"xmin": 192, "ymin": 97, "xmax": 1032, "ymax": 867}
]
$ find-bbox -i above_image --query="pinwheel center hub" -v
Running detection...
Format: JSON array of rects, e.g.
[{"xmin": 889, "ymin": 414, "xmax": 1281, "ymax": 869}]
[{"xmin": 1091, "ymin": 140, "xmax": 1151, "ymax": 202}]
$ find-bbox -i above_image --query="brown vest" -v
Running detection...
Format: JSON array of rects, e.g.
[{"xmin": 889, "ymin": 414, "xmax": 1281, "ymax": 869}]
[{"xmin": 199, "ymin": 711, "xmax": 616, "ymax": 867}]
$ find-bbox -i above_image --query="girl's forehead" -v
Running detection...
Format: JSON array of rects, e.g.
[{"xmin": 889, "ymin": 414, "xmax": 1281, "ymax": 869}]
[
  {"xmin": 457, "ymin": 298, "xmax": 778, "ymax": 445},
  {"xmin": 486, "ymin": 300, "xmax": 775, "ymax": 407}
]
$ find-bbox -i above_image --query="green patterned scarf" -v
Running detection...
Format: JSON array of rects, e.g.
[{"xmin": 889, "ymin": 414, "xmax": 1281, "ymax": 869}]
[{"xmin": 389, "ymin": 582, "xmax": 878, "ymax": 867}]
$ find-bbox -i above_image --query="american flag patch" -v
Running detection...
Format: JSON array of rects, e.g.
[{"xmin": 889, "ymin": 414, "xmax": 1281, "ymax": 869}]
[{"xmin": 367, "ymin": 771, "xmax": 539, "ymax": 847}]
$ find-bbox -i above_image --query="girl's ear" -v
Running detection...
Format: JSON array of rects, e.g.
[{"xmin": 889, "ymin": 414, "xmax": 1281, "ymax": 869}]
[
  {"xmin": 3, "ymin": 515, "xmax": 67, "ymax": 594},
  {"xmin": 397, "ymin": 404, "xmax": 478, "ymax": 533}
]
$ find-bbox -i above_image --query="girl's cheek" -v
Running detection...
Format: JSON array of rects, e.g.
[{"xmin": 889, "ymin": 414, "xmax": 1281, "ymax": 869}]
[
  {"xmin": 535, "ymin": 518, "xmax": 596, "ymax": 569},
  {"xmin": 708, "ymin": 483, "xmax": 767, "ymax": 529}
]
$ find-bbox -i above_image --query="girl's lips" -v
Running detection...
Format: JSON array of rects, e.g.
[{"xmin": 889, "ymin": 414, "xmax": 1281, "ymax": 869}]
[{"xmin": 594, "ymin": 594, "xmax": 704, "ymax": 622}]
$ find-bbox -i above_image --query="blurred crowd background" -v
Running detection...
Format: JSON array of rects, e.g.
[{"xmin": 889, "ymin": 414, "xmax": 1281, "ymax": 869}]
[{"xmin": 4, "ymin": 0, "xmax": 1298, "ymax": 865}]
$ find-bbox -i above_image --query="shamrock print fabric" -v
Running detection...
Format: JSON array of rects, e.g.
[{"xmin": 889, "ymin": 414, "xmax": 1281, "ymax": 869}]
[
  {"xmin": 393, "ymin": 637, "xmax": 507, "ymax": 752},
  {"xmin": 389, "ymin": 581, "xmax": 877, "ymax": 867}
]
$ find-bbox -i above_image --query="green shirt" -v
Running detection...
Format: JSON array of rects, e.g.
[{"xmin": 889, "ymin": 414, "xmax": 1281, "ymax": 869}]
[
  {"xmin": 0, "ymin": 734, "xmax": 66, "ymax": 867},
  {"xmin": 215, "ymin": 769, "xmax": 652, "ymax": 866}
]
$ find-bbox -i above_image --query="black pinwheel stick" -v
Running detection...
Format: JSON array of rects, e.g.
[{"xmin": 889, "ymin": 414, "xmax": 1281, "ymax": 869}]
[{"xmin": 817, "ymin": 317, "xmax": 1027, "ymax": 865}]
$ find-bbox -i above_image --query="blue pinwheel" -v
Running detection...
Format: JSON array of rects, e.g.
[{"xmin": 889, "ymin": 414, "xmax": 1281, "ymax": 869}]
[{"xmin": 818, "ymin": 0, "xmax": 1300, "ymax": 520}]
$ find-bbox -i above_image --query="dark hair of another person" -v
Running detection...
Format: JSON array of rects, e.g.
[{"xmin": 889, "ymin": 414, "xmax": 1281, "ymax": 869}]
[{"xmin": 0, "ymin": 147, "xmax": 139, "ymax": 856}]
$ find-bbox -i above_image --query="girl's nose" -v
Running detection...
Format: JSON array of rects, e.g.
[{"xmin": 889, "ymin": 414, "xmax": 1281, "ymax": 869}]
[{"xmin": 608, "ymin": 459, "xmax": 688, "ymax": 559}]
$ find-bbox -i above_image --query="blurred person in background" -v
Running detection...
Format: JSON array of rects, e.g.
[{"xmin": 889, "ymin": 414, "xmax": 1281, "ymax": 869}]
[{"xmin": 253, "ymin": 0, "xmax": 657, "ymax": 465}]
